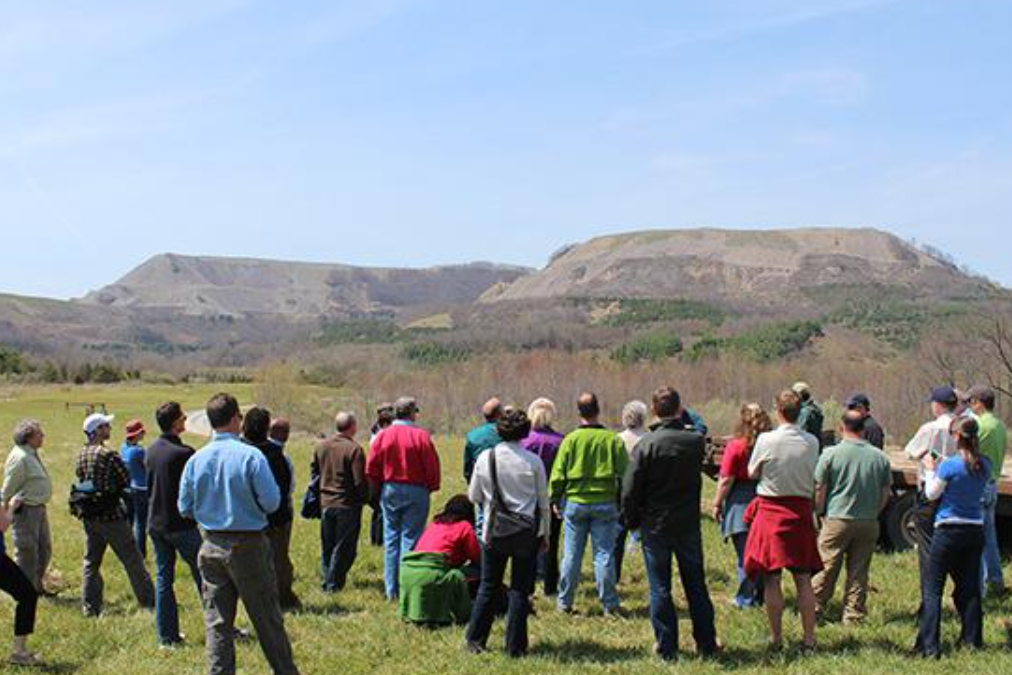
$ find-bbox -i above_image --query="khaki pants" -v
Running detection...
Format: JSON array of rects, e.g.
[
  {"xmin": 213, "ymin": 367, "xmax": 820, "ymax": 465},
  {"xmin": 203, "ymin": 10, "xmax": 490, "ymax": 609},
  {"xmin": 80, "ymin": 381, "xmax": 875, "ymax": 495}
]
[
  {"xmin": 812, "ymin": 518, "xmax": 879, "ymax": 622},
  {"xmin": 11, "ymin": 505, "xmax": 52, "ymax": 592},
  {"xmin": 265, "ymin": 521, "xmax": 300, "ymax": 609},
  {"xmin": 82, "ymin": 517, "xmax": 155, "ymax": 616}
]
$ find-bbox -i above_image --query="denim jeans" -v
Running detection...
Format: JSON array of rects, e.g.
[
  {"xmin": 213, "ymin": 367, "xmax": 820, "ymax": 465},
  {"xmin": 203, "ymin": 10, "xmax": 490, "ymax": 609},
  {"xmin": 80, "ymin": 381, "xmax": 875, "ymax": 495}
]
[
  {"xmin": 127, "ymin": 489, "xmax": 149, "ymax": 558},
  {"xmin": 641, "ymin": 530, "xmax": 718, "ymax": 660},
  {"xmin": 731, "ymin": 532, "xmax": 763, "ymax": 608},
  {"xmin": 981, "ymin": 481, "xmax": 1003, "ymax": 591},
  {"xmin": 151, "ymin": 528, "xmax": 203, "ymax": 645},
  {"xmin": 466, "ymin": 541, "xmax": 537, "ymax": 656},
  {"xmin": 917, "ymin": 524, "xmax": 984, "ymax": 657},
  {"xmin": 557, "ymin": 501, "xmax": 620, "ymax": 612},
  {"xmin": 381, "ymin": 483, "xmax": 430, "ymax": 599},
  {"xmin": 321, "ymin": 506, "xmax": 362, "ymax": 592}
]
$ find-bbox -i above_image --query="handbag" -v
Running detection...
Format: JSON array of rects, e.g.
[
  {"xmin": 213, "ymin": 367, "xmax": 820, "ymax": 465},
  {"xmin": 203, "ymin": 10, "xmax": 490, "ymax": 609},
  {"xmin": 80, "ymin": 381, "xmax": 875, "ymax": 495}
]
[
  {"xmin": 487, "ymin": 447, "xmax": 538, "ymax": 554},
  {"xmin": 301, "ymin": 473, "xmax": 321, "ymax": 520}
]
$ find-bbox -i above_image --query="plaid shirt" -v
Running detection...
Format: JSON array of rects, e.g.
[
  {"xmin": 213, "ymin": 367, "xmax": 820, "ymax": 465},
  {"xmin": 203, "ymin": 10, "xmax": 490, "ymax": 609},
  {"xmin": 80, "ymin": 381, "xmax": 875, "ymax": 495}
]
[{"xmin": 76, "ymin": 444, "xmax": 129, "ymax": 521}]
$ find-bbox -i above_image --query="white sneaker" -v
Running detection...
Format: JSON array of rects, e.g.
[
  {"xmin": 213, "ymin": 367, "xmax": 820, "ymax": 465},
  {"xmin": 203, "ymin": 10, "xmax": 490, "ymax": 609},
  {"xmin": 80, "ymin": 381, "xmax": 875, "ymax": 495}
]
[{"xmin": 9, "ymin": 650, "xmax": 42, "ymax": 667}]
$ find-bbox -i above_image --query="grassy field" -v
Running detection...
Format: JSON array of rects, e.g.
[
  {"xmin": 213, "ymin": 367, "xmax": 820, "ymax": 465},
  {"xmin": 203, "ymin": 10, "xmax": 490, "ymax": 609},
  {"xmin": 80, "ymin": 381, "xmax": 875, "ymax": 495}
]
[{"xmin": 0, "ymin": 383, "xmax": 1009, "ymax": 674}]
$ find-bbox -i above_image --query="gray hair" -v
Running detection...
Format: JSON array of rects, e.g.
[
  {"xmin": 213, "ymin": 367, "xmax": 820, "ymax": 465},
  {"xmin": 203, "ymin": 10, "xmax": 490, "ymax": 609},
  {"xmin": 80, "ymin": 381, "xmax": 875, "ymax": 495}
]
[
  {"xmin": 394, "ymin": 396, "xmax": 418, "ymax": 419},
  {"xmin": 621, "ymin": 400, "xmax": 649, "ymax": 431},
  {"xmin": 527, "ymin": 398, "xmax": 556, "ymax": 430},
  {"xmin": 335, "ymin": 411, "xmax": 357, "ymax": 433},
  {"xmin": 13, "ymin": 419, "xmax": 43, "ymax": 447}
]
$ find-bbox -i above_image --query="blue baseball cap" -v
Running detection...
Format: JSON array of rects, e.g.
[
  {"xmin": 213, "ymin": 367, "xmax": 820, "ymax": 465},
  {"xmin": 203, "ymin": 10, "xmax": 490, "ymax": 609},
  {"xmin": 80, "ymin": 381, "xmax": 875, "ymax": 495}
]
[
  {"xmin": 846, "ymin": 393, "xmax": 871, "ymax": 409},
  {"xmin": 928, "ymin": 386, "xmax": 958, "ymax": 405}
]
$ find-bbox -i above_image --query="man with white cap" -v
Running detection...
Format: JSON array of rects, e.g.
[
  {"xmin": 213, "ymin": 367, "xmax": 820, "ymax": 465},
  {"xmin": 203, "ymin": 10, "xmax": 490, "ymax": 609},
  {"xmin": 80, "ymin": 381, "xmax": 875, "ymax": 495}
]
[{"xmin": 74, "ymin": 412, "xmax": 154, "ymax": 616}]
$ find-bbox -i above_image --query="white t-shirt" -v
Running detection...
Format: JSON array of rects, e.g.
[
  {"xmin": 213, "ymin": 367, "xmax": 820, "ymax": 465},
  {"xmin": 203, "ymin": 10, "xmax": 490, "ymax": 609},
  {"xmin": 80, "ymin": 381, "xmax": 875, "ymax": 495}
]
[
  {"xmin": 748, "ymin": 424, "xmax": 820, "ymax": 498},
  {"xmin": 618, "ymin": 428, "xmax": 646, "ymax": 456},
  {"xmin": 468, "ymin": 441, "xmax": 550, "ymax": 542},
  {"xmin": 904, "ymin": 413, "xmax": 957, "ymax": 483}
]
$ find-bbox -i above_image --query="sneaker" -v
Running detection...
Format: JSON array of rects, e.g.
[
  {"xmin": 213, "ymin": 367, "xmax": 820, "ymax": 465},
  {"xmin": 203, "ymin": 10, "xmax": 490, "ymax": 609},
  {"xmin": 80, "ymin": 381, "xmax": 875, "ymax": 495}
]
[
  {"xmin": 557, "ymin": 605, "xmax": 575, "ymax": 615},
  {"xmin": 465, "ymin": 641, "xmax": 487, "ymax": 655},
  {"xmin": 602, "ymin": 606, "xmax": 626, "ymax": 619},
  {"xmin": 158, "ymin": 634, "xmax": 186, "ymax": 649},
  {"xmin": 8, "ymin": 651, "xmax": 41, "ymax": 666}
]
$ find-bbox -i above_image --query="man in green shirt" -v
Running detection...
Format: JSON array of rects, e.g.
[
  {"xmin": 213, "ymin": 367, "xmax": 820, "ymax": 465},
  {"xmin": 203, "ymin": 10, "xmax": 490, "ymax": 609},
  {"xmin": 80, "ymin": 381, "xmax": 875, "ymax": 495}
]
[
  {"xmin": 550, "ymin": 392, "xmax": 628, "ymax": 615},
  {"xmin": 967, "ymin": 385, "xmax": 1008, "ymax": 594},
  {"xmin": 811, "ymin": 411, "xmax": 891, "ymax": 623},
  {"xmin": 3, "ymin": 419, "xmax": 53, "ymax": 593}
]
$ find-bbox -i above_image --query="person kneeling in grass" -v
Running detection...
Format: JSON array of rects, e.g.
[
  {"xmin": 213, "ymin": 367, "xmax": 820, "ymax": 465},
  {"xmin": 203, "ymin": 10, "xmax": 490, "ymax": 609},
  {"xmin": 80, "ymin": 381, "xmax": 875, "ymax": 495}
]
[{"xmin": 400, "ymin": 495, "xmax": 482, "ymax": 625}]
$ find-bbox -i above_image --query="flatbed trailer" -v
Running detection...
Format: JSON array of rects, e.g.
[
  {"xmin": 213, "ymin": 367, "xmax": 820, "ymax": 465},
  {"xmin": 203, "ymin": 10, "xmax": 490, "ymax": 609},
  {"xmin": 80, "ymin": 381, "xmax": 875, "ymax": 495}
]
[{"xmin": 702, "ymin": 437, "xmax": 1012, "ymax": 551}]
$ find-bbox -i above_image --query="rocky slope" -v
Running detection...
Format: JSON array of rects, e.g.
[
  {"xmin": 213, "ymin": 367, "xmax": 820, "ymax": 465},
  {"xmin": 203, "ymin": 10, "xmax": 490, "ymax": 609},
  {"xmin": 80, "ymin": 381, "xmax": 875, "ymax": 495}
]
[{"xmin": 480, "ymin": 227, "xmax": 997, "ymax": 308}]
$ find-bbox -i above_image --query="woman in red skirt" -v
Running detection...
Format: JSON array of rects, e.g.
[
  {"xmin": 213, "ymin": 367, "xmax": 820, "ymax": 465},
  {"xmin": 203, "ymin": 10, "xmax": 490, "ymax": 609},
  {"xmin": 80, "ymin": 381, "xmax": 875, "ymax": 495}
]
[{"xmin": 745, "ymin": 390, "xmax": 822, "ymax": 652}]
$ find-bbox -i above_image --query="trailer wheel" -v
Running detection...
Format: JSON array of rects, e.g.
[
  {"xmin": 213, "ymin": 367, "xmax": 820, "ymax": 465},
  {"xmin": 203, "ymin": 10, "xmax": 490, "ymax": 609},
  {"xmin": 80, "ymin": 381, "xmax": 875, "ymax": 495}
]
[{"xmin": 882, "ymin": 491, "xmax": 917, "ymax": 552}]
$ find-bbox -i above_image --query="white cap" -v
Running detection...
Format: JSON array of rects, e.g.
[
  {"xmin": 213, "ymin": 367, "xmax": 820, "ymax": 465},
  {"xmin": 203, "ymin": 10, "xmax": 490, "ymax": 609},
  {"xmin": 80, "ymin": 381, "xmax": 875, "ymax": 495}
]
[{"xmin": 83, "ymin": 413, "xmax": 115, "ymax": 436}]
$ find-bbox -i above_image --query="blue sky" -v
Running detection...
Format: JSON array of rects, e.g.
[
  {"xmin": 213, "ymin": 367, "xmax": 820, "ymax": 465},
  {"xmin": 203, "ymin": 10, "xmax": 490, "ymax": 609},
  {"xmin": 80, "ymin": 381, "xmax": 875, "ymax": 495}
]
[{"xmin": 1, "ymin": 0, "xmax": 1011, "ymax": 298}]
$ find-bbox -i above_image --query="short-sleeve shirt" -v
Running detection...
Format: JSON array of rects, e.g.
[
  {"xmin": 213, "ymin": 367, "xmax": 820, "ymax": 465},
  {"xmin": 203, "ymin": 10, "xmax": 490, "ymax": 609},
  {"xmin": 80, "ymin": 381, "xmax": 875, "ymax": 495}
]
[
  {"xmin": 719, "ymin": 438, "xmax": 752, "ymax": 482},
  {"xmin": 934, "ymin": 456, "xmax": 991, "ymax": 525},
  {"xmin": 748, "ymin": 425, "xmax": 819, "ymax": 498},
  {"xmin": 815, "ymin": 439, "xmax": 891, "ymax": 520}
]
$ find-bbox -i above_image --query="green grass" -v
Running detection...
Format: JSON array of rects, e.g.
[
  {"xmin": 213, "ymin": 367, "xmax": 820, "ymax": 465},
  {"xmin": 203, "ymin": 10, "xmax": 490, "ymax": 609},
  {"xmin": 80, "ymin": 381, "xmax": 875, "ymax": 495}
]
[{"xmin": 0, "ymin": 383, "xmax": 1010, "ymax": 674}]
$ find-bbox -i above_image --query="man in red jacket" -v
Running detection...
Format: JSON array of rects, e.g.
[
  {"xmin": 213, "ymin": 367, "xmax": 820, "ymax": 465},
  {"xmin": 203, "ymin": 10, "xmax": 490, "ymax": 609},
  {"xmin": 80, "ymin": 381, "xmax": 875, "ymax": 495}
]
[{"xmin": 366, "ymin": 397, "xmax": 441, "ymax": 600}]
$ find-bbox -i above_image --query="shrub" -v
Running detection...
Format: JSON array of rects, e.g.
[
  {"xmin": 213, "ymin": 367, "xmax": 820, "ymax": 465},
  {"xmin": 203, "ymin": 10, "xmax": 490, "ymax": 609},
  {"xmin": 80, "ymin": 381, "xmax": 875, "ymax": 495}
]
[
  {"xmin": 685, "ymin": 321, "xmax": 823, "ymax": 362},
  {"xmin": 601, "ymin": 298, "xmax": 727, "ymax": 327},
  {"xmin": 610, "ymin": 332, "xmax": 683, "ymax": 364},
  {"xmin": 401, "ymin": 341, "xmax": 470, "ymax": 366}
]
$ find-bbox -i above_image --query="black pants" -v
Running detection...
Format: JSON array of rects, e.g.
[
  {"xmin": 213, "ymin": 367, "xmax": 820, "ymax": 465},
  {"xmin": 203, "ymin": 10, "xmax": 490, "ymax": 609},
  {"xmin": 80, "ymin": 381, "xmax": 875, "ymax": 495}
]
[
  {"xmin": 321, "ymin": 506, "xmax": 362, "ymax": 592},
  {"xmin": 0, "ymin": 552, "xmax": 37, "ymax": 636},
  {"xmin": 534, "ymin": 512, "xmax": 562, "ymax": 595},
  {"xmin": 369, "ymin": 506, "xmax": 383, "ymax": 547},
  {"xmin": 466, "ymin": 543, "xmax": 537, "ymax": 657},
  {"xmin": 912, "ymin": 493, "xmax": 938, "ymax": 649},
  {"xmin": 917, "ymin": 524, "xmax": 984, "ymax": 657},
  {"xmin": 614, "ymin": 524, "xmax": 629, "ymax": 585}
]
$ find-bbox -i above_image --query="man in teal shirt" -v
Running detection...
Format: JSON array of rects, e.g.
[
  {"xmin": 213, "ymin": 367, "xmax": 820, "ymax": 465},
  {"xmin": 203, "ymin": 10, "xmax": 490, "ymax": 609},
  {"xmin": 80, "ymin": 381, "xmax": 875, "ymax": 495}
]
[
  {"xmin": 968, "ymin": 385, "xmax": 1008, "ymax": 594},
  {"xmin": 811, "ymin": 411, "xmax": 891, "ymax": 623},
  {"xmin": 462, "ymin": 398, "xmax": 502, "ymax": 482}
]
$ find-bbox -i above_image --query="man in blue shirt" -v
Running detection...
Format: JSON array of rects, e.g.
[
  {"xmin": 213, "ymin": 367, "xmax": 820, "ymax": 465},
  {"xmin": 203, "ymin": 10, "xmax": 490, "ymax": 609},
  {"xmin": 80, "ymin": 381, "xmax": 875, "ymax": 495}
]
[{"xmin": 179, "ymin": 393, "xmax": 300, "ymax": 675}]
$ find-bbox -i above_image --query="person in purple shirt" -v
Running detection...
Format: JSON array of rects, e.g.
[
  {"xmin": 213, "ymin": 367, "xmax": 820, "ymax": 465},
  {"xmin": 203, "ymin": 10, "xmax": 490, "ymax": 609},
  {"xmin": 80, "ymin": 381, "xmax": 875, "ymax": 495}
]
[{"xmin": 521, "ymin": 398, "xmax": 565, "ymax": 596}]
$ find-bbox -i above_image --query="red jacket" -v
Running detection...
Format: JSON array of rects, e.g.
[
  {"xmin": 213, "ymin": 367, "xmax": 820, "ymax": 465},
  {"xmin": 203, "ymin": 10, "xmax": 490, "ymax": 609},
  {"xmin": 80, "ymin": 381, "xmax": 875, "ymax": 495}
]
[
  {"xmin": 366, "ymin": 423, "xmax": 441, "ymax": 493},
  {"xmin": 415, "ymin": 521, "xmax": 480, "ymax": 568}
]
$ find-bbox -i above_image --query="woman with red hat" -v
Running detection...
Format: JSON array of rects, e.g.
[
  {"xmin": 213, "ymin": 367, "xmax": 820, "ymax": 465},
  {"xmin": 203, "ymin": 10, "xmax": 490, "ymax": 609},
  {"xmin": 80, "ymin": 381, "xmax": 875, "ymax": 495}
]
[{"xmin": 121, "ymin": 420, "xmax": 149, "ymax": 558}]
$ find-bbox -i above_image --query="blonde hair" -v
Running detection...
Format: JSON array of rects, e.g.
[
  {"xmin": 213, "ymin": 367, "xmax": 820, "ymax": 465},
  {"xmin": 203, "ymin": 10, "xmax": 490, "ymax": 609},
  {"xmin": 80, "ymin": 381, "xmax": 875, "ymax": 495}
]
[
  {"xmin": 734, "ymin": 403, "xmax": 773, "ymax": 452},
  {"xmin": 527, "ymin": 398, "xmax": 556, "ymax": 430}
]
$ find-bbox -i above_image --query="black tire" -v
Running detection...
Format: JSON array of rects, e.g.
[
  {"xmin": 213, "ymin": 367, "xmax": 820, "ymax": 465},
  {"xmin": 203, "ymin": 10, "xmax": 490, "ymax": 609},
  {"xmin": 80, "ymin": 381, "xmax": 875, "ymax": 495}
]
[{"xmin": 881, "ymin": 490, "xmax": 917, "ymax": 552}]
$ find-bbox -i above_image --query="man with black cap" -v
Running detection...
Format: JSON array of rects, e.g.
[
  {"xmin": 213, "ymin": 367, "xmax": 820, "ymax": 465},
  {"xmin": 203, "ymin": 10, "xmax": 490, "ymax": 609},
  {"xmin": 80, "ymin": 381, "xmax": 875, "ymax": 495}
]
[
  {"xmin": 845, "ymin": 394, "xmax": 886, "ymax": 450},
  {"xmin": 904, "ymin": 385, "xmax": 959, "ymax": 646},
  {"xmin": 967, "ymin": 384, "xmax": 1008, "ymax": 596}
]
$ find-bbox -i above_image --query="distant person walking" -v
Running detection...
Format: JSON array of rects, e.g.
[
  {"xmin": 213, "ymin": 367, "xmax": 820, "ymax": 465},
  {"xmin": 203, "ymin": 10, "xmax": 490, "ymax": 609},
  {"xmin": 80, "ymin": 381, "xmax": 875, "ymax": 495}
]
[
  {"xmin": 0, "ymin": 497, "xmax": 41, "ymax": 666},
  {"xmin": 551, "ymin": 392, "xmax": 628, "ymax": 615},
  {"xmin": 845, "ymin": 394, "xmax": 886, "ymax": 449},
  {"xmin": 811, "ymin": 411, "xmax": 892, "ymax": 624},
  {"xmin": 905, "ymin": 385, "xmax": 959, "ymax": 645},
  {"xmin": 966, "ymin": 385, "xmax": 1008, "ymax": 596},
  {"xmin": 179, "ymin": 393, "xmax": 300, "ymax": 675},
  {"xmin": 3, "ymin": 419, "xmax": 52, "ymax": 594},
  {"xmin": 713, "ymin": 403, "xmax": 772, "ymax": 609},
  {"xmin": 622, "ymin": 387, "xmax": 719, "ymax": 661},
  {"xmin": 916, "ymin": 417, "xmax": 991, "ymax": 658},
  {"xmin": 520, "ymin": 398, "xmax": 565, "ymax": 596},
  {"xmin": 366, "ymin": 397, "xmax": 441, "ymax": 600},
  {"xmin": 243, "ymin": 408, "xmax": 301, "ymax": 611},
  {"xmin": 120, "ymin": 419, "xmax": 149, "ymax": 558},
  {"xmin": 744, "ymin": 390, "xmax": 821, "ymax": 652},
  {"xmin": 466, "ymin": 409, "xmax": 550, "ymax": 657},
  {"xmin": 614, "ymin": 400, "xmax": 648, "ymax": 585},
  {"xmin": 463, "ymin": 398, "xmax": 503, "ymax": 482},
  {"xmin": 313, "ymin": 411, "xmax": 369, "ymax": 593},
  {"xmin": 793, "ymin": 382, "xmax": 825, "ymax": 448},
  {"xmin": 74, "ymin": 412, "xmax": 155, "ymax": 617},
  {"xmin": 145, "ymin": 402, "xmax": 202, "ymax": 647}
]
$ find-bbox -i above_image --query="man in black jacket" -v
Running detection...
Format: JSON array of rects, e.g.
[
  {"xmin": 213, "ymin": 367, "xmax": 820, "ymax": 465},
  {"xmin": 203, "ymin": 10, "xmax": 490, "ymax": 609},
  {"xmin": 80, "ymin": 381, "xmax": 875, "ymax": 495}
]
[
  {"xmin": 242, "ymin": 408, "xmax": 301, "ymax": 611},
  {"xmin": 621, "ymin": 386, "xmax": 718, "ymax": 662}
]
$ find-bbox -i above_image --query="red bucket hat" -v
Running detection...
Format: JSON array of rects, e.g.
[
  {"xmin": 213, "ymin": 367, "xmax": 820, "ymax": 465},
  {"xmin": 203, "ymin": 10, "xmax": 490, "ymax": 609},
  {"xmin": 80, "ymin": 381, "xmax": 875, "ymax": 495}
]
[{"xmin": 125, "ymin": 419, "xmax": 146, "ymax": 440}]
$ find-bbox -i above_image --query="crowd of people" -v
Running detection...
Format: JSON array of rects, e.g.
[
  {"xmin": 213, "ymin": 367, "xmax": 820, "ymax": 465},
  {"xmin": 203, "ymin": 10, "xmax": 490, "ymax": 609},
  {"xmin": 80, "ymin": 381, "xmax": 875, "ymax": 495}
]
[{"xmin": 0, "ymin": 381, "xmax": 1007, "ymax": 671}]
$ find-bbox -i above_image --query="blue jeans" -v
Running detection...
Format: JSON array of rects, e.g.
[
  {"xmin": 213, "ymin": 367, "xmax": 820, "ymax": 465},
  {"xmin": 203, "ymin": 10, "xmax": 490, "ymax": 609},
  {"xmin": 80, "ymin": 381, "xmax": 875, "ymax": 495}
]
[
  {"xmin": 321, "ymin": 506, "xmax": 362, "ymax": 592},
  {"xmin": 981, "ymin": 481, "xmax": 1003, "ymax": 591},
  {"xmin": 558, "ymin": 501, "xmax": 620, "ymax": 612},
  {"xmin": 731, "ymin": 532, "xmax": 763, "ymax": 607},
  {"xmin": 150, "ymin": 528, "xmax": 202, "ymax": 645},
  {"xmin": 641, "ymin": 530, "xmax": 718, "ymax": 660},
  {"xmin": 126, "ymin": 489, "xmax": 149, "ymax": 558},
  {"xmin": 917, "ymin": 524, "xmax": 984, "ymax": 657},
  {"xmin": 381, "ymin": 483, "xmax": 430, "ymax": 599}
]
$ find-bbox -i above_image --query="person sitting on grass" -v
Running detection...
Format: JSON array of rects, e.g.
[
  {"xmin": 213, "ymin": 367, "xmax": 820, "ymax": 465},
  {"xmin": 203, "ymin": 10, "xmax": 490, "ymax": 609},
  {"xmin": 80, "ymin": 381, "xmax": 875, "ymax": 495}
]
[
  {"xmin": 0, "ymin": 495, "xmax": 41, "ymax": 666},
  {"xmin": 400, "ymin": 495, "xmax": 482, "ymax": 626},
  {"xmin": 744, "ymin": 390, "xmax": 822, "ymax": 653}
]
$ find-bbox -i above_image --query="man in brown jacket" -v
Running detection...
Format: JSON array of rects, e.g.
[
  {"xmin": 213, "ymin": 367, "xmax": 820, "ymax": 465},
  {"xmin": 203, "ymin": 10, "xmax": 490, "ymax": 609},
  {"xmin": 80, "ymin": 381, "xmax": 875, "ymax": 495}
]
[{"xmin": 314, "ymin": 411, "xmax": 369, "ymax": 592}]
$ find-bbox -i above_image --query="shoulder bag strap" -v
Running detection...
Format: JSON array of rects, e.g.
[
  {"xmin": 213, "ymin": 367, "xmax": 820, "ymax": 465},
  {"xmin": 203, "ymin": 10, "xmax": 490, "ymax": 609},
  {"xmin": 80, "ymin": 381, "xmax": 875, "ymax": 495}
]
[{"xmin": 489, "ymin": 447, "xmax": 509, "ymax": 512}]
